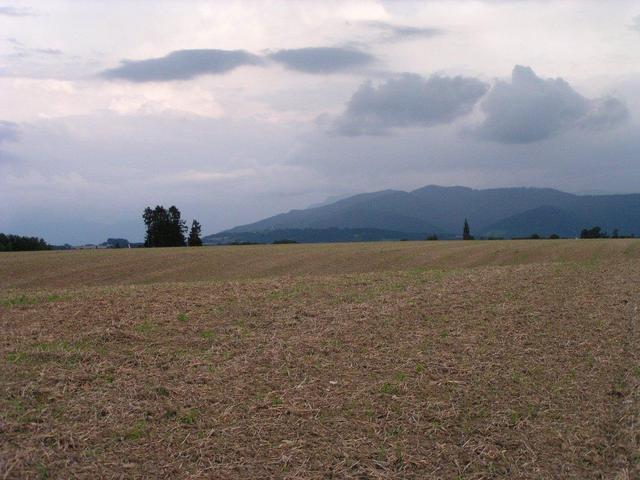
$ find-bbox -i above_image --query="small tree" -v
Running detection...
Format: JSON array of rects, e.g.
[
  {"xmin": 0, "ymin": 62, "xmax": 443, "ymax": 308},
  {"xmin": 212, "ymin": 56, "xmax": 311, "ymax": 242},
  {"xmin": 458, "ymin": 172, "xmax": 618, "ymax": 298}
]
[
  {"xmin": 188, "ymin": 220, "xmax": 203, "ymax": 247},
  {"xmin": 462, "ymin": 218, "xmax": 474, "ymax": 240}
]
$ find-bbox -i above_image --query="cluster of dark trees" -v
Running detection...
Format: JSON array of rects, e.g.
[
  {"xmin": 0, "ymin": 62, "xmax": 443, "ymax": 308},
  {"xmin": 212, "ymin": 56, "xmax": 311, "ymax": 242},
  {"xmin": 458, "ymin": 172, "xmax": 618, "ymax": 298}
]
[
  {"xmin": 579, "ymin": 226, "xmax": 631, "ymax": 239},
  {"xmin": 103, "ymin": 238, "xmax": 130, "ymax": 248},
  {"xmin": 143, "ymin": 206, "xmax": 202, "ymax": 247},
  {"xmin": 0, "ymin": 233, "xmax": 51, "ymax": 251},
  {"xmin": 580, "ymin": 226, "xmax": 608, "ymax": 239}
]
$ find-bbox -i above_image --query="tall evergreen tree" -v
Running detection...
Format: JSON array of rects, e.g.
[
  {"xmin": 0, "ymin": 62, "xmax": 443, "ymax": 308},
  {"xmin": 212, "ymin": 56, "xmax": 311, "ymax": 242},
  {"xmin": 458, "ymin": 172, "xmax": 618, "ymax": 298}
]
[
  {"xmin": 168, "ymin": 206, "xmax": 187, "ymax": 246},
  {"xmin": 188, "ymin": 220, "xmax": 203, "ymax": 246},
  {"xmin": 463, "ymin": 218, "xmax": 474, "ymax": 240}
]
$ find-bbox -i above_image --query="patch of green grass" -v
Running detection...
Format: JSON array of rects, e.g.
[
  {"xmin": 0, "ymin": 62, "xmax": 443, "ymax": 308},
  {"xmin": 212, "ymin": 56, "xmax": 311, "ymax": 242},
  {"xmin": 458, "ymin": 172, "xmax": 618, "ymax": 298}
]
[
  {"xmin": 415, "ymin": 363, "xmax": 425, "ymax": 374},
  {"xmin": 4, "ymin": 398, "xmax": 26, "ymax": 419},
  {"xmin": 177, "ymin": 312, "xmax": 189, "ymax": 322},
  {"xmin": 6, "ymin": 352, "xmax": 25, "ymax": 364},
  {"xmin": 380, "ymin": 382, "xmax": 400, "ymax": 395},
  {"xmin": 134, "ymin": 320, "xmax": 154, "ymax": 334},
  {"xmin": 1, "ymin": 293, "xmax": 68, "ymax": 308},
  {"xmin": 1, "ymin": 294, "xmax": 38, "ymax": 308},
  {"xmin": 32, "ymin": 340, "xmax": 73, "ymax": 352},
  {"xmin": 122, "ymin": 420, "xmax": 147, "ymax": 441},
  {"xmin": 35, "ymin": 463, "xmax": 50, "ymax": 479},
  {"xmin": 200, "ymin": 329, "xmax": 214, "ymax": 339},
  {"xmin": 394, "ymin": 372, "xmax": 406, "ymax": 382},
  {"xmin": 154, "ymin": 386, "xmax": 170, "ymax": 397},
  {"xmin": 509, "ymin": 410, "xmax": 522, "ymax": 426},
  {"xmin": 179, "ymin": 409, "xmax": 198, "ymax": 425}
]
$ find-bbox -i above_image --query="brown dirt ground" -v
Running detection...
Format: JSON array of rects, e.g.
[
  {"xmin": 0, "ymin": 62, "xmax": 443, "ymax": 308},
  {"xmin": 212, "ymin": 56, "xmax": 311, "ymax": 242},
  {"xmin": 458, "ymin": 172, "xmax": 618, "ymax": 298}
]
[{"xmin": 1, "ymin": 240, "xmax": 639, "ymax": 478}]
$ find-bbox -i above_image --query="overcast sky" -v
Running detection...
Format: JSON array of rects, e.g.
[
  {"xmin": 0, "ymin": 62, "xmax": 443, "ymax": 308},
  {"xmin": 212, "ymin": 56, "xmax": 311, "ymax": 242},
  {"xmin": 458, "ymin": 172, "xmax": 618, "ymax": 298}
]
[{"xmin": 1, "ymin": 0, "xmax": 639, "ymax": 244}]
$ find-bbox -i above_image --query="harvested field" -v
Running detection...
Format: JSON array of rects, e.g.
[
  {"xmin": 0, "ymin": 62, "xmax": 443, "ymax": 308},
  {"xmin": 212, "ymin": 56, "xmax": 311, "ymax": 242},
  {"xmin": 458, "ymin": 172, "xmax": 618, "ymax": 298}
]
[
  {"xmin": 1, "ymin": 239, "xmax": 640, "ymax": 478},
  {"xmin": 0, "ymin": 238, "xmax": 638, "ymax": 290}
]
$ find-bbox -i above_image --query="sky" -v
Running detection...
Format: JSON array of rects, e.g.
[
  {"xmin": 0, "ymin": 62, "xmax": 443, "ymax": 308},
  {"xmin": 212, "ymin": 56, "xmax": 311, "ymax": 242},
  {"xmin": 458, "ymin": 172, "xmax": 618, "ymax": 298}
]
[{"xmin": 1, "ymin": 0, "xmax": 639, "ymax": 244}]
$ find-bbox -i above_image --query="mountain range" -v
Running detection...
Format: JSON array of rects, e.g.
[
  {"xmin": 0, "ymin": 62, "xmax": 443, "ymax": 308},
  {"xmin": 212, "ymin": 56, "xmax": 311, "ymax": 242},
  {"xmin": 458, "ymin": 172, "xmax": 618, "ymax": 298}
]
[{"xmin": 204, "ymin": 185, "xmax": 640, "ymax": 243}]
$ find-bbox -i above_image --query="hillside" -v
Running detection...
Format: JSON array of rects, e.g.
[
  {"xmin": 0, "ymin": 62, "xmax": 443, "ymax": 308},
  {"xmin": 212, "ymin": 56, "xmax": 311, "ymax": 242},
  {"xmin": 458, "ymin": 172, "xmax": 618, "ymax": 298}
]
[
  {"xmin": 210, "ymin": 185, "xmax": 640, "ymax": 242},
  {"xmin": 482, "ymin": 206, "xmax": 587, "ymax": 238}
]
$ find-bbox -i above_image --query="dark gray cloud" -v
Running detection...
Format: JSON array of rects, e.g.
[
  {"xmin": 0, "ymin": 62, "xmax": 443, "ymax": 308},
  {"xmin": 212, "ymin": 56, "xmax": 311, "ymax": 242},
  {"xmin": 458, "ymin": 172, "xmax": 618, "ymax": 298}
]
[
  {"xmin": 102, "ymin": 49, "xmax": 262, "ymax": 82},
  {"xmin": 267, "ymin": 47, "xmax": 374, "ymax": 73},
  {"xmin": 473, "ymin": 65, "xmax": 629, "ymax": 144},
  {"xmin": 363, "ymin": 21, "xmax": 443, "ymax": 42},
  {"xmin": 331, "ymin": 73, "xmax": 489, "ymax": 135},
  {"xmin": 0, "ymin": 5, "xmax": 34, "ymax": 16},
  {"xmin": 103, "ymin": 47, "xmax": 372, "ymax": 81}
]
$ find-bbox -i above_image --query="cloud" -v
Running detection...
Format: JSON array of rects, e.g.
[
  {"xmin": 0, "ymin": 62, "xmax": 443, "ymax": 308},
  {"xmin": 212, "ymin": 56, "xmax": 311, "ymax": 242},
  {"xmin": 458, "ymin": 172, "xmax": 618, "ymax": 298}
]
[
  {"xmin": 330, "ymin": 73, "xmax": 489, "ymax": 135},
  {"xmin": 0, "ymin": 121, "xmax": 19, "ymax": 163},
  {"xmin": 102, "ymin": 47, "xmax": 372, "ymax": 81},
  {"xmin": 362, "ymin": 21, "xmax": 443, "ymax": 42},
  {"xmin": 0, "ymin": 121, "xmax": 19, "ymax": 143},
  {"xmin": 473, "ymin": 65, "xmax": 630, "ymax": 144},
  {"xmin": 101, "ymin": 49, "xmax": 262, "ymax": 82},
  {"xmin": 580, "ymin": 96, "xmax": 630, "ymax": 130},
  {"xmin": 267, "ymin": 47, "xmax": 374, "ymax": 74},
  {"xmin": 0, "ymin": 6, "xmax": 34, "ymax": 16},
  {"xmin": 632, "ymin": 15, "xmax": 640, "ymax": 33},
  {"xmin": 5, "ymin": 38, "xmax": 63, "ymax": 58}
]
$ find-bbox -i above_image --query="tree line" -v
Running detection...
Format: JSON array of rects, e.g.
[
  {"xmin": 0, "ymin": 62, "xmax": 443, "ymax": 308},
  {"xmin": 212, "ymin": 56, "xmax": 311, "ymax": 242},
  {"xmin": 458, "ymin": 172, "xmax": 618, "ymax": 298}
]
[
  {"xmin": 424, "ymin": 220, "xmax": 633, "ymax": 241},
  {"xmin": 143, "ymin": 205, "xmax": 202, "ymax": 247},
  {"xmin": 0, "ymin": 233, "xmax": 51, "ymax": 252}
]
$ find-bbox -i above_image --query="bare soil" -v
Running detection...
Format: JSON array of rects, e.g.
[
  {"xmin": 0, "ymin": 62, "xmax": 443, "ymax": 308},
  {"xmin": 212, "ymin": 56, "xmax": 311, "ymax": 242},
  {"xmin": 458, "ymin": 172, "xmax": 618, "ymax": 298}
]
[{"xmin": 1, "ymin": 240, "xmax": 639, "ymax": 478}]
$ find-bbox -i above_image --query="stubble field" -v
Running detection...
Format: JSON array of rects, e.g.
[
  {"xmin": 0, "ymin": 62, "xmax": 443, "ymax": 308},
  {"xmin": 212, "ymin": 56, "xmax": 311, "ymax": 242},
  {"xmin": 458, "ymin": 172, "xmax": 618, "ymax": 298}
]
[{"xmin": 1, "ymin": 239, "xmax": 639, "ymax": 478}]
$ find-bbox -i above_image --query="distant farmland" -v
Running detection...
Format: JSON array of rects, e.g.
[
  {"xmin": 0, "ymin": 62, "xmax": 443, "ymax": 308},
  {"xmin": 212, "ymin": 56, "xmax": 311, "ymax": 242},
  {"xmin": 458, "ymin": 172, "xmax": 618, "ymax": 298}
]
[{"xmin": 1, "ymin": 239, "xmax": 639, "ymax": 478}]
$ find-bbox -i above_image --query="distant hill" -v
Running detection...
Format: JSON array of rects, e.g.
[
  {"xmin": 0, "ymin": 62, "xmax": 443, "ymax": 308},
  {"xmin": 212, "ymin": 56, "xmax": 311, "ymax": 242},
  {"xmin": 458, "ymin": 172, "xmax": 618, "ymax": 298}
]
[
  {"xmin": 208, "ymin": 185, "xmax": 640, "ymax": 243},
  {"xmin": 482, "ymin": 206, "xmax": 587, "ymax": 238}
]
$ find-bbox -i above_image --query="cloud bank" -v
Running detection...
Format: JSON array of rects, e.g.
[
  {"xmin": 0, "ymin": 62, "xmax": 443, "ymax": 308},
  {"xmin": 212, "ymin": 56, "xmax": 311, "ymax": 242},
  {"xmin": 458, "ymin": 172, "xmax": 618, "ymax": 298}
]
[
  {"xmin": 331, "ymin": 73, "xmax": 489, "ymax": 135},
  {"xmin": 102, "ymin": 47, "xmax": 374, "ymax": 82},
  {"xmin": 473, "ymin": 65, "xmax": 629, "ymax": 144}
]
